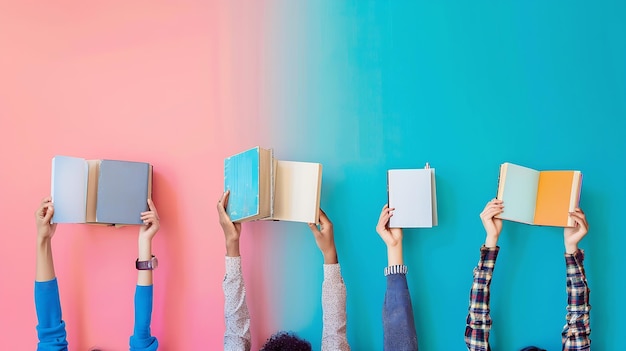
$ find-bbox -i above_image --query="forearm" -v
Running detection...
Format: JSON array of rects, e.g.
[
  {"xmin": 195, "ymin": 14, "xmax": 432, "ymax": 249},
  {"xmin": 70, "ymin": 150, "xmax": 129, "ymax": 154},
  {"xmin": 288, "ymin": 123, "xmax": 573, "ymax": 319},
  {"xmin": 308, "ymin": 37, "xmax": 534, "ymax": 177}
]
[
  {"xmin": 562, "ymin": 250, "xmax": 591, "ymax": 349},
  {"xmin": 465, "ymin": 246, "xmax": 498, "ymax": 351},
  {"xmin": 321, "ymin": 264, "xmax": 350, "ymax": 351},
  {"xmin": 223, "ymin": 256, "xmax": 251, "ymax": 351},
  {"xmin": 36, "ymin": 237, "xmax": 55, "ymax": 282},
  {"xmin": 387, "ymin": 243, "xmax": 403, "ymax": 266},
  {"xmin": 382, "ymin": 267, "xmax": 417, "ymax": 351},
  {"xmin": 35, "ymin": 279, "xmax": 68, "ymax": 348},
  {"xmin": 137, "ymin": 237, "xmax": 153, "ymax": 286}
]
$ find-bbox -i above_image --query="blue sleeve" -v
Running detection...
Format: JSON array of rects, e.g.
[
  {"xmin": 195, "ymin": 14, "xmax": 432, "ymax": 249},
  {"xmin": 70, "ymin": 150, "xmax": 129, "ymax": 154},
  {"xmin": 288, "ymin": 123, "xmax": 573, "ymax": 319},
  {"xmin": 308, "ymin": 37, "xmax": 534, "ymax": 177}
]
[
  {"xmin": 383, "ymin": 273, "xmax": 418, "ymax": 351},
  {"xmin": 129, "ymin": 285, "xmax": 159, "ymax": 351},
  {"xmin": 35, "ymin": 278, "xmax": 68, "ymax": 351}
]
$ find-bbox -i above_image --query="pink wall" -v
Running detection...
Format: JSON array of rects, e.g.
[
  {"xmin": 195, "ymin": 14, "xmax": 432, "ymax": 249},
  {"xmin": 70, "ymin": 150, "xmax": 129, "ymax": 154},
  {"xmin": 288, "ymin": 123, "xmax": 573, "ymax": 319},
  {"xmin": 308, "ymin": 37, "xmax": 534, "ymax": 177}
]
[{"xmin": 0, "ymin": 1, "xmax": 277, "ymax": 349}]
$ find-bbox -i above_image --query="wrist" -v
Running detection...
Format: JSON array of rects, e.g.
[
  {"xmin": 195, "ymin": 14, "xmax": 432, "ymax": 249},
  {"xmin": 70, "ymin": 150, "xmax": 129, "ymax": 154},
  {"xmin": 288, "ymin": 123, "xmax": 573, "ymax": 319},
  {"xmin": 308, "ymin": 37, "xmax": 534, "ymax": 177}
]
[
  {"xmin": 226, "ymin": 240, "xmax": 240, "ymax": 257},
  {"xmin": 323, "ymin": 249, "xmax": 338, "ymax": 264},
  {"xmin": 485, "ymin": 235, "xmax": 499, "ymax": 248},
  {"xmin": 387, "ymin": 244, "xmax": 403, "ymax": 266},
  {"xmin": 138, "ymin": 237, "xmax": 153, "ymax": 260},
  {"xmin": 565, "ymin": 243, "xmax": 579, "ymax": 255}
]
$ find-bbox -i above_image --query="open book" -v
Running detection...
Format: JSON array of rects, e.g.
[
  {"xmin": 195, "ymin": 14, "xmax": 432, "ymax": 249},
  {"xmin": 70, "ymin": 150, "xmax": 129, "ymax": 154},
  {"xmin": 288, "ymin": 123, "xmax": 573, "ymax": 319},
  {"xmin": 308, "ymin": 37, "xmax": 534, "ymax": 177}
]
[
  {"xmin": 51, "ymin": 155, "xmax": 153, "ymax": 225},
  {"xmin": 387, "ymin": 167, "xmax": 438, "ymax": 228},
  {"xmin": 224, "ymin": 147, "xmax": 322, "ymax": 224},
  {"xmin": 496, "ymin": 162, "xmax": 582, "ymax": 227}
]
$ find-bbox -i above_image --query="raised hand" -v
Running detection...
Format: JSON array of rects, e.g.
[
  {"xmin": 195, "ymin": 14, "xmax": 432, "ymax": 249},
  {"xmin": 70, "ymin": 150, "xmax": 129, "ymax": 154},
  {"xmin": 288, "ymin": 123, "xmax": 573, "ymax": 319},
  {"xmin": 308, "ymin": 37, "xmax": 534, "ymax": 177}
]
[
  {"xmin": 564, "ymin": 208, "xmax": 589, "ymax": 254},
  {"xmin": 217, "ymin": 190, "xmax": 242, "ymax": 257},
  {"xmin": 308, "ymin": 209, "xmax": 338, "ymax": 264},
  {"xmin": 480, "ymin": 199, "xmax": 504, "ymax": 248},
  {"xmin": 35, "ymin": 197, "xmax": 57, "ymax": 241},
  {"xmin": 376, "ymin": 204, "xmax": 403, "ymax": 248},
  {"xmin": 139, "ymin": 199, "xmax": 160, "ymax": 241}
]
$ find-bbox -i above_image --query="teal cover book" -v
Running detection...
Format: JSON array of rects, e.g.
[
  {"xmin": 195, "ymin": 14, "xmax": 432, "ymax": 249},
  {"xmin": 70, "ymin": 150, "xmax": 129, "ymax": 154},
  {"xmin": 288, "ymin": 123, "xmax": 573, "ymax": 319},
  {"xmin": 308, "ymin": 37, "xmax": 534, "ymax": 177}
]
[
  {"xmin": 51, "ymin": 155, "xmax": 88, "ymax": 223},
  {"xmin": 497, "ymin": 163, "xmax": 540, "ymax": 224},
  {"xmin": 224, "ymin": 147, "xmax": 261, "ymax": 222},
  {"xmin": 95, "ymin": 160, "xmax": 151, "ymax": 225}
]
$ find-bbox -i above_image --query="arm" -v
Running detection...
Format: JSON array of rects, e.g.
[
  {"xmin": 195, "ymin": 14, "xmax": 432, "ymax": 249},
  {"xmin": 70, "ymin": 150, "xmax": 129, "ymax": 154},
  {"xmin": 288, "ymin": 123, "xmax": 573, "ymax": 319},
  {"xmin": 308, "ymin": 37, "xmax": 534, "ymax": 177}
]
[
  {"xmin": 34, "ymin": 197, "xmax": 69, "ymax": 351},
  {"xmin": 376, "ymin": 204, "xmax": 418, "ymax": 351},
  {"xmin": 308, "ymin": 209, "xmax": 350, "ymax": 351},
  {"xmin": 218, "ymin": 191, "xmax": 251, "ymax": 351},
  {"xmin": 465, "ymin": 199, "xmax": 503, "ymax": 351},
  {"xmin": 129, "ymin": 199, "xmax": 160, "ymax": 351},
  {"xmin": 561, "ymin": 209, "xmax": 591, "ymax": 350}
]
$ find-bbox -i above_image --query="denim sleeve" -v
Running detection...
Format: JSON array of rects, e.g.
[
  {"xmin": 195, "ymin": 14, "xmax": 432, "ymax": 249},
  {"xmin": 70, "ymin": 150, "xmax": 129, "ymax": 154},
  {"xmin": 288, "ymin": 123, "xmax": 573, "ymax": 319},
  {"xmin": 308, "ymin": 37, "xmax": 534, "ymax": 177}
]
[{"xmin": 383, "ymin": 270, "xmax": 418, "ymax": 351}]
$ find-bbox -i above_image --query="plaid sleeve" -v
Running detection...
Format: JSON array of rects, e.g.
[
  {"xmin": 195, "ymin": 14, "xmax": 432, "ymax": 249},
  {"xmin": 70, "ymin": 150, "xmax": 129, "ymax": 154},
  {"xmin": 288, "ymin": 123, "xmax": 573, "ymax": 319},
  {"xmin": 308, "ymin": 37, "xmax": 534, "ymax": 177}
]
[
  {"xmin": 465, "ymin": 246, "xmax": 499, "ymax": 351},
  {"xmin": 561, "ymin": 250, "xmax": 591, "ymax": 350}
]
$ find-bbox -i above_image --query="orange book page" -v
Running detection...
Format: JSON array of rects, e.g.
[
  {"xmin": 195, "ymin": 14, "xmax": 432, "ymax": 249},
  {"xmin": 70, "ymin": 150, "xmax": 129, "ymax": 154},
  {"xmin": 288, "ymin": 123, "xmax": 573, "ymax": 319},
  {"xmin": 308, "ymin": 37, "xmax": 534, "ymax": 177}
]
[{"xmin": 534, "ymin": 171, "xmax": 575, "ymax": 226}]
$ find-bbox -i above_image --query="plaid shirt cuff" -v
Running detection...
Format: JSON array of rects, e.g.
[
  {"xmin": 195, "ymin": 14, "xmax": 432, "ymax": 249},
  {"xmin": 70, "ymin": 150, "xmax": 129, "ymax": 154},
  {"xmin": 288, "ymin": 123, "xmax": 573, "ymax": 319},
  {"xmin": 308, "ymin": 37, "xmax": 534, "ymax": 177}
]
[
  {"xmin": 565, "ymin": 249, "xmax": 585, "ymax": 277},
  {"xmin": 384, "ymin": 264, "xmax": 408, "ymax": 276},
  {"xmin": 477, "ymin": 245, "xmax": 499, "ymax": 271}
]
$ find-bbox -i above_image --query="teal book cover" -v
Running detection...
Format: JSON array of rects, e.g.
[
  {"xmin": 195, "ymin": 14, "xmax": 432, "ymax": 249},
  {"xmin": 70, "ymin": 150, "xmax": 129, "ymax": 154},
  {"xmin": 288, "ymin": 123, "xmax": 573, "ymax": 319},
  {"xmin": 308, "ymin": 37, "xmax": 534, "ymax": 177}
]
[
  {"xmin": 95, "ymin": 160, "xmax": 151, "ymax": 225},
  {"xmin": 51, "ymin": 155, "xmax": 88, "ymax": 223},
  {"xmin": 497, "ymin": 163, "xmax": 539, "ymax": 224},
  {"xmin": 224, "ymin": 147, "xmax": 261, "ymax": 222}
]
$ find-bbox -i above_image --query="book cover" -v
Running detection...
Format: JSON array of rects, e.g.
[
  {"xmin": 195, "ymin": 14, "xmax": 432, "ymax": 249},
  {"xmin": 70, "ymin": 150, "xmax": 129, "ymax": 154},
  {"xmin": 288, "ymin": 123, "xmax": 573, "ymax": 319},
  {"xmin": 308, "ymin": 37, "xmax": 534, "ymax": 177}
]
[
  {"xmin": 224, "ymin": 146, "xmax": 273, "ymax": 222},
  {"xmin": 496, "ymin": 163, "xmax": 540, "ymax": 225},
  {"xmin": 387, "ymin": 168, "xmax": 436, "ymax": 228},
  {"xmin": 496, "ymin": 162, "xmax": 582, "ymax": 227},
  {"xmin": 271, "ymin": 160, "xmax": 322, "ymax": 224},
  {"xmin": 51, "ymin": 156, "xmax": 88, "ymax": 223},
  {"xmin": 95, "ymin": 160, "xmax": 152, "ymax": 225}
]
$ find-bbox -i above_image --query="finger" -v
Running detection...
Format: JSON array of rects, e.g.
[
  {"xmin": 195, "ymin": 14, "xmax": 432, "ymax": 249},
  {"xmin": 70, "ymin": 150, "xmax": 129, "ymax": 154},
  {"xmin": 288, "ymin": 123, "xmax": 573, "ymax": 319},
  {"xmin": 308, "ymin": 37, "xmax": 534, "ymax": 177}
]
[
  {"xmin": 147, "ymin": 199, "xmax": 159, "ymax": 217},
  {"xmin": 568, "ymin": 211, "xmax": 587, "ymax": 228},
  {"xmin": 217, "ymin": 191, "xmax": 228, "ymax": 213},
  {"xmin": 318, "ymin": 209, "xmax": 331, "ymax": 227},
  {"xmin": 307, "ymin": 222, "xmax": 321, "ymax": 237},
  {"xmin": 43, "ymin": 204, "xmax": 54, "ymax": 222}
]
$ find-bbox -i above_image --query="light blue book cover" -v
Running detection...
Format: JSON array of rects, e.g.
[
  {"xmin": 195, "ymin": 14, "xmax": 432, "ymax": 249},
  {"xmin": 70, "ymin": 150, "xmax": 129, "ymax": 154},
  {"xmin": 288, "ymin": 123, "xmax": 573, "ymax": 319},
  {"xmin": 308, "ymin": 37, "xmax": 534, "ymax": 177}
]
[
  {"xmin": 497, "ymin": 163, "xmax": 539, "ymax": 224},
  {"xmin": 95, "ymin": 160, "xmax": 151, "ymax": 225},
  {"xmin": 224, "ymin": 147, "xmax": 261, "ymax": 222},
  {"xmin": 51, "ymin": 156, "xmax": 88, "ymax": 223},
  {"xmin": 387, "ymin": 169, "xmax": 435, "ymax": 228}
]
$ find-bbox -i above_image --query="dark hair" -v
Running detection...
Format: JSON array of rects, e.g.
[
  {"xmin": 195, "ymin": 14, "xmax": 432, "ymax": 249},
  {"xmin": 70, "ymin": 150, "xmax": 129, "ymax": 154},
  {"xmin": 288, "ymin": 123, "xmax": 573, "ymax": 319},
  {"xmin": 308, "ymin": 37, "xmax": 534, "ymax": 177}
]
[
  {"xmin": 260, "ymin": 331, "xmax": 312, "ymax": 351},
  {"xmin": 520, "ymin": 347, "xmax": 546, "ymax": 351}
]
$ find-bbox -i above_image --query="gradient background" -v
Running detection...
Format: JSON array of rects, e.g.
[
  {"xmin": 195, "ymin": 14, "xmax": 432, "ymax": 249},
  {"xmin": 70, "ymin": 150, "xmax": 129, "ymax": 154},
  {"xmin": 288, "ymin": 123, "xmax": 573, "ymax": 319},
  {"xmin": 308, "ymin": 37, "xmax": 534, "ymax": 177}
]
[{"xmin": 1, "ymin": 1, "xmax": 624, "ymax": 350}]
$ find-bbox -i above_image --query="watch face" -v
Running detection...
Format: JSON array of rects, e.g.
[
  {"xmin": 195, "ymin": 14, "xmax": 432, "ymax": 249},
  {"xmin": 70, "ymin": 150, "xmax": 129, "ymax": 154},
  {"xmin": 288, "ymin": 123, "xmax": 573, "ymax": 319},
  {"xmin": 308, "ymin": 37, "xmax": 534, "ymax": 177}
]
[{"xmin": 150, "ymin": 256, "xmax": 159, "ymax": 269}]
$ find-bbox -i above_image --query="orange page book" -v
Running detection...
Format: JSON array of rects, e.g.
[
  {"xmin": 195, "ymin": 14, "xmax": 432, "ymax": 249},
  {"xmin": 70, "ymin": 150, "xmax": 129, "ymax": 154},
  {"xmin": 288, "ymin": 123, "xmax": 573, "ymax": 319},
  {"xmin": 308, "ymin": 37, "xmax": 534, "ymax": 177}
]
[{"xmin": 534, "ymin": 171, "xmax": 582, "ymax": 226}]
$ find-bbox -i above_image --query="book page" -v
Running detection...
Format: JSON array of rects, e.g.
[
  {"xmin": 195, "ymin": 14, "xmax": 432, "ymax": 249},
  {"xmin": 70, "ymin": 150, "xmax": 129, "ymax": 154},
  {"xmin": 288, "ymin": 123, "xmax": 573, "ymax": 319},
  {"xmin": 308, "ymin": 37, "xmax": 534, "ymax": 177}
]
[
  {"xmin": 497, "ymin": 163, "xmax": 539, "ymax": 225},
  {"xmin": 534, "ymin": 171, "xmax": 577, "ymax": 226},
  {"xmin": 271, "ymin": 161, "xmax": 322, "ymax": 223},
  {"xmin": 388, "ymin": 169, "xmax": 433, "ymax": 228},
  {"xmin": 95, "ymin": 160, "xmax": 151, "ymax": 225},
  {"xmin": 51, "ymin": 155, "xmax": 88, "ymax": 223}
]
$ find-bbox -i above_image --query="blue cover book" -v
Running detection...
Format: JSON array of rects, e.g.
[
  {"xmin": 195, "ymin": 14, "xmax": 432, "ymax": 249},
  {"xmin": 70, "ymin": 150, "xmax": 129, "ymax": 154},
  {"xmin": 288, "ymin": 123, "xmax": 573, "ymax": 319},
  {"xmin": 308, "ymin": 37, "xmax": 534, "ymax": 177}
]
[
  {"xmin": 94, "ymin": 160, "xmax": 152, "ymax": 225},
  {"xmin": 224, "ymin": 146, "xmax": 273, "ymax": 222},
  {"xmin": 51, "ymin": 156, "xmax": 88, "ymax": 223}
]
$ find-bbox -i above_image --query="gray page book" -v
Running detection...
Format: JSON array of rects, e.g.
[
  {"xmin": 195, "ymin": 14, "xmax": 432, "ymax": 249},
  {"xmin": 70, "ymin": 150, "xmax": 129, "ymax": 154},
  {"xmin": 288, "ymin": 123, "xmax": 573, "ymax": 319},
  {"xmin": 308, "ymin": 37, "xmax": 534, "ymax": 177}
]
[
  {"xmin": 387, "ymin": 168, "xmax": 437, "ymax": 228},
  {"xmin": 95, "ymin": 160, "xmax": 152, "ymax": 225}
]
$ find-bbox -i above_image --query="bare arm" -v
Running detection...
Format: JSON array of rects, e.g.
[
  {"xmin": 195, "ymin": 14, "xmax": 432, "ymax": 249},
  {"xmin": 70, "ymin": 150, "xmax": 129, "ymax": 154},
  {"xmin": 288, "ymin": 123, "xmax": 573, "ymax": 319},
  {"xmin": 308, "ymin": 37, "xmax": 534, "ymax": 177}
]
[
  {"xmin": 308, "ymin": 209, "xmax": 350, "ymax": 351},
  {"xmin": 218, "ymin": 191, "xmax": 251, "ymax": 351},
  {"xmin": 35, "ymin": 197, "xmax": 57, "ymax": 282}
]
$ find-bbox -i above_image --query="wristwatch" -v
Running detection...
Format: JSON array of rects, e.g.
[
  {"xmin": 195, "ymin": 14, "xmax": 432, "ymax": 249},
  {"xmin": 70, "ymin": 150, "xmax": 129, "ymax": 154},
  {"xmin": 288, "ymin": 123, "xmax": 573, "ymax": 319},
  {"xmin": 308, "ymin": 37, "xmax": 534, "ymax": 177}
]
[{"xmin": 136, "ymin": 255, "xmax": 158, "ymax": 270}]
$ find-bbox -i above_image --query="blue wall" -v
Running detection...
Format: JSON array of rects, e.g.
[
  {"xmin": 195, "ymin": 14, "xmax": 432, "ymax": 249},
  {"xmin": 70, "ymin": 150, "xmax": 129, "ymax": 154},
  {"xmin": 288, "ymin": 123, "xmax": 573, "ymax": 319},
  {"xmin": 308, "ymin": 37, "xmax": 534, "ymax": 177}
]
[{"xmin": 265, "ymin": 1, "xmax": 625, "ymax": 349}]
